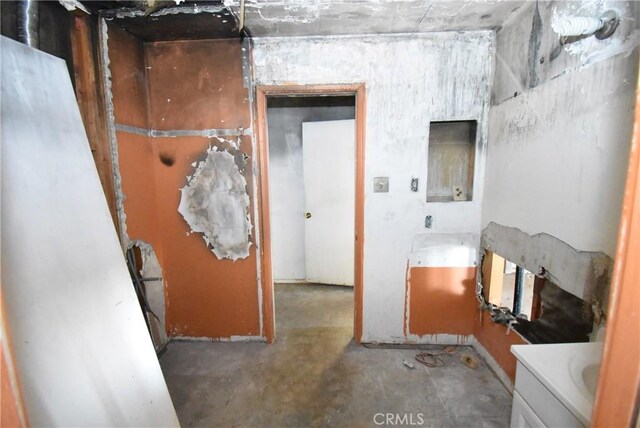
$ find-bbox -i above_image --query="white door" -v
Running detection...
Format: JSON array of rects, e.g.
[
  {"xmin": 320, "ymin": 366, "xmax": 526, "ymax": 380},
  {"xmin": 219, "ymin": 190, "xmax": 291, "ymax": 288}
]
[{"xmin": 302, "ymin": 119, "xmax": 355, "ymax": 286}]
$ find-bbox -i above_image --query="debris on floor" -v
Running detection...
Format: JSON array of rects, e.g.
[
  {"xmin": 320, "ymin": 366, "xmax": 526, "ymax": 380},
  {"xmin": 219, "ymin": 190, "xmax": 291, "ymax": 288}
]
[
  {"xmin": 460, "ymin": 353, "xmax": 479, "ymax": 369},
  {"xmin": 414, "ymin": 346, "xmax": 458, "ymax": 368},
  {"xmin": 402, "ymin": 359, "xmax": 416, "ymax": 369}
]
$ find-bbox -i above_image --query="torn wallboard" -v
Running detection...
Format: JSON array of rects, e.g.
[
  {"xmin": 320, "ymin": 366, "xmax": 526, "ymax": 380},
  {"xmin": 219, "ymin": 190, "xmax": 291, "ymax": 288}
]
[
  {"xmin": 178, "ymin": 146, "xmax": 252, "ymax": 261},
  {"xmin": 130, "ymin": 240, "xmax": 168, "ymax": 349},
  {"xmin": 481, "ymin": 222, "xmax": 612, "ymax": 308}
]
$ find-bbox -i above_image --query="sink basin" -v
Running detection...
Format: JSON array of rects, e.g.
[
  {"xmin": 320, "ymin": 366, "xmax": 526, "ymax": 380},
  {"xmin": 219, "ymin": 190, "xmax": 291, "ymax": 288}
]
[
  {"xmin": 568, "ymin": 349, "xmax": 602, "ymax": 401},
  {"xmin": 582, "ymin": 363, "xmax": 600, "ymax": 398},
  {"xmin": 512, "ymin": 342, "xmax": 603, "ymax": 426}
]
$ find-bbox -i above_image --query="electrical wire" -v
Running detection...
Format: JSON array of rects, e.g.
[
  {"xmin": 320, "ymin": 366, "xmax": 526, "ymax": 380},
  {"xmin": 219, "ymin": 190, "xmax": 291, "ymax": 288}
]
[{"xmin": 414, "ymin": 346, "xmax": 457, "ymax": 368}]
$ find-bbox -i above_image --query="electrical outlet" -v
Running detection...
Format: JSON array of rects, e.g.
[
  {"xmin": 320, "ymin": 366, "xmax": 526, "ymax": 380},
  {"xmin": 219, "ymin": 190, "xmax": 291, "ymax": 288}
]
[{"xmin": 410, "ymin": 178, "xmax": 419, "ymax": 192}]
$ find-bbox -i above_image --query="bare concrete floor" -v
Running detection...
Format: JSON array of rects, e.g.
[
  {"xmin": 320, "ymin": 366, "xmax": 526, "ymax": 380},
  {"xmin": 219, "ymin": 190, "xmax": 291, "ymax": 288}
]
[{"xmin": 160, "ymin": 283, "xmax": 512, "ymax": 427}]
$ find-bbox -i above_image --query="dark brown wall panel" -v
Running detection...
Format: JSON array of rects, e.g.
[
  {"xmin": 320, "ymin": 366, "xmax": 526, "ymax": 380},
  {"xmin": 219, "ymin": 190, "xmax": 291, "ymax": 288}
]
[
  {"xmin": 145, "ymin": 39, "xmax": 250, "ymax": 131},
  {"xmin": 107, "ymin": 23, "xmax": 149, "ymax": 128}
]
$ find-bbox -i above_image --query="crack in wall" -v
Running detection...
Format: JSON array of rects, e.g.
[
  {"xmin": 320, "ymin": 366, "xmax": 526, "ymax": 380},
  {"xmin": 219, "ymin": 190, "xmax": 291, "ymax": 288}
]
[{"xmin": 178, "ymin": 146, "xmax": 252, "ymax": 261}]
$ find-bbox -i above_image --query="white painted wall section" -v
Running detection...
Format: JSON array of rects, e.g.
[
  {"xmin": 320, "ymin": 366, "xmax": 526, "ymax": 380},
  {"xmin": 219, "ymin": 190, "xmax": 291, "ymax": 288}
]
[{"xmin": 253, "ymin": 32, "xmax": 494, "ymax": 342}]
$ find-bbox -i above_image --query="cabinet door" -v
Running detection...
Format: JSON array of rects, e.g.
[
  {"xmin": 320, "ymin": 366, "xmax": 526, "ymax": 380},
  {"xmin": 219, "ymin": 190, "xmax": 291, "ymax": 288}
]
[{"xmin": 511, "ymin": 392, "xmax": 546, "ymax": 428}]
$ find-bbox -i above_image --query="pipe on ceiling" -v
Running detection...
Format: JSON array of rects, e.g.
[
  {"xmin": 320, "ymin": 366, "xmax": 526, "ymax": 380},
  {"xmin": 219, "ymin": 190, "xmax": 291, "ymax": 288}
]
[{"xmin": 17, "ymin": 0, "xmax": 39, "ymax": 49}]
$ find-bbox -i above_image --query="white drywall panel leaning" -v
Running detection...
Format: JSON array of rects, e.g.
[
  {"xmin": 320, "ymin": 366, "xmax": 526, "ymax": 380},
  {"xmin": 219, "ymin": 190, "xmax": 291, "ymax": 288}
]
[{"xmin": 0, "ymin": 36, "xmax": 179, "ymax": 427}]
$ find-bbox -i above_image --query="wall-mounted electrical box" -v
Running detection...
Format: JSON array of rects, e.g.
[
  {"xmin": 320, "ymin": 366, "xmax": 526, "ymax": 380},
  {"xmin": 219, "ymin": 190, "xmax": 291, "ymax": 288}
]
[{"xmin": 427, "ymin": 120, "xmax": 477, "ymax": 202}]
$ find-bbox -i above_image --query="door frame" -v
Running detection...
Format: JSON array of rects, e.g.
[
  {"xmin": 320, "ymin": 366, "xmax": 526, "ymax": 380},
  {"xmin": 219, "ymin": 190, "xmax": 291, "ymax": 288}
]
[
  {"xmin": 255, "ymin": 84, "xmax": 366, "ymax": 344},
  {"xmin": 591, "ymin": 69, "xmax": 640, "ymax": 426}
]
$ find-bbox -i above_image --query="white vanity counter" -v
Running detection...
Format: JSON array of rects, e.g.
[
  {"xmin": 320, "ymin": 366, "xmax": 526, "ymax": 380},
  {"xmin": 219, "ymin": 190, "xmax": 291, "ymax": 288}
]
[{"xmin": 510, "ymin": 342, "xmax": 603, "ymax": 427}]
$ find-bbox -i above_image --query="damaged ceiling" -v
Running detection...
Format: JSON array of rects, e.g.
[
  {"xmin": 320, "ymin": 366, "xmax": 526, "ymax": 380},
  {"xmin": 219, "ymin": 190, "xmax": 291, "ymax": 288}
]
[
  {"xmin": 98, "ymin": 0, "xmax": 526, "ymax": 40},
  {"xmin": 224, "ymin": 0, "xmax": 526, "ymax": 37},
  {"xmin": 101, "ymin": 3, "xmax": 239, "ymax": 41}
]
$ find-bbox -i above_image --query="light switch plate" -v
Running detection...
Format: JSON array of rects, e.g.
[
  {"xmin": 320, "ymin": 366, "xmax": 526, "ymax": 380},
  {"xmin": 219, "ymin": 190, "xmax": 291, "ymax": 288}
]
[{"xmin": 374, "ymin": 177, "xmax": 389, "ymax": 193}]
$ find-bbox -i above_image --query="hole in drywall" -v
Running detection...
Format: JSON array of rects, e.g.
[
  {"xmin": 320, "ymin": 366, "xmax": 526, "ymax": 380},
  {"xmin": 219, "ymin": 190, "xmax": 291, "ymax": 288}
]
[
  {"xmin": 159, "ymin": 152, "xmax": 175, "ymax": 166},
  {"xmin": 178, "ymin": 146, "xmax": 252, "ymax": 261},
  {"xmin": 480, "ymin": 250, "xmax": 595, "ymax": 344},
  {"xmin": 126, "ymin": 241, "xmax": 168, "ymax": 352},
  {"xmin": 427, "ymin": 120, "xmax": 477, "ymax": 202},
  {"xmin": 486, "ymin": 255, "xmax": 535, "ymax": 319}
]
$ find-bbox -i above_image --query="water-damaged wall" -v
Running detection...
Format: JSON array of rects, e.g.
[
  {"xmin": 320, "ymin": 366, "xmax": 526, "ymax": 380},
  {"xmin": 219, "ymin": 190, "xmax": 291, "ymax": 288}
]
[
  {"xmin": 483, "ymin": 0, "xmax": 638, "ymax": 302},
  {"xmin": 253, "ymin": 32, "xmax": 495, "ymax": 342},
  {"xmin": 106, "ymin": 23, "xmax": 262, "ymax": 339},
  {"xmin": 476, "ymin": 0, "xmax": 639, "ymax": 385}
]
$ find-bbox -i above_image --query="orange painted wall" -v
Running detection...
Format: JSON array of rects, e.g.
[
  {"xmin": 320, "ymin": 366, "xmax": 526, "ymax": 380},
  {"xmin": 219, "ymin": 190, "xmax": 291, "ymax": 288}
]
[
  {"xmin": 108, "ymin": 24, "xmax": 163, "ymax": 260},
  {"xmin": 152, "ymin": 136, "xmax": 260, "ymax": 337},
  {"xmin": 406, "ymin": 265, "xmax": 526, "ymax": 382},
  {"xmin": 474, "ymin": 310, "xmax": 527, "ymax": 382},
  {"xmin": 407, "ymin": 267, "xmax": 477, "ymax": 336},
  {"xmin": 144, "ymin": 39, "xmax": 250, "ymax": 131},
  {"xmin": 145, "ymin": 39, "xmax": 259, "ymax": 338},
  {"xmin": 116, "ymin": 132, "xmax": 162, "ymax": 247},
  {"xmin": 108, "ymin": 30, "xmax": 261, "ymax": 339}
]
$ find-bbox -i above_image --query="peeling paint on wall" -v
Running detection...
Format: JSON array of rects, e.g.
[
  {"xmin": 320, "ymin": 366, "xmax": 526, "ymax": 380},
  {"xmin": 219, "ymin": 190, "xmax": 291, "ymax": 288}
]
[{"xmin": 178, "ymin": 146, "xmax": 252, "ymax": 261}]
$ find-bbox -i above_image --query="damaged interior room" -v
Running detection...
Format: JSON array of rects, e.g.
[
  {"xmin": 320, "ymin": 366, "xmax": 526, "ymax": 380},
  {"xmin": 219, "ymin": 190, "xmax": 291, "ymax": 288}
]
[{"xmin": 1, "ymin": 0, "xmax": 639, "ymax": 427}]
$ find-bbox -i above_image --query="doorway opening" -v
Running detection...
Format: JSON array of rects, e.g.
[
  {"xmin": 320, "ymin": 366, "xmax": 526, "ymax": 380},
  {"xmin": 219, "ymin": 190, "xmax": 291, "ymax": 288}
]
[
  {"xmin": 267, "ymin": 95, "xmax": 355, "ymax": 340},
  {"xmin": 255, "ymin": 85, "xmax": 366, "ymax": 344}
]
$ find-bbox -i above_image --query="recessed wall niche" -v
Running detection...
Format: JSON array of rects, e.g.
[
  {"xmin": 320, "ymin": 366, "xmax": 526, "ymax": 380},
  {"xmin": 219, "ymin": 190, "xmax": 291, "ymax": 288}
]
[{"xmin": 427, "ymin": 120, "xmax": 477, "ymax": 202}]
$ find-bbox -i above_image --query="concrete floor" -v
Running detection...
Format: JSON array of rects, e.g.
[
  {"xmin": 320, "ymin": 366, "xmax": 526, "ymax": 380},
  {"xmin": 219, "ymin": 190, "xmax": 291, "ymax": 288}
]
[{"xmin": 160, "ymin": 283, "xmax": 512, "ymax": 427}]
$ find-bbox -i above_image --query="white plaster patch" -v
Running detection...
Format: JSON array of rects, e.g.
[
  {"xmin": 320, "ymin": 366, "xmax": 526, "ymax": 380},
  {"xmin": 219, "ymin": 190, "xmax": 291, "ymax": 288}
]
[
  {"xmin": 408, "ymin": 233, "xmax": 480, "ymax": 268},
  {"xmin": 178, "ymin": 147, "xmax": 252, "ymax": 261}
]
